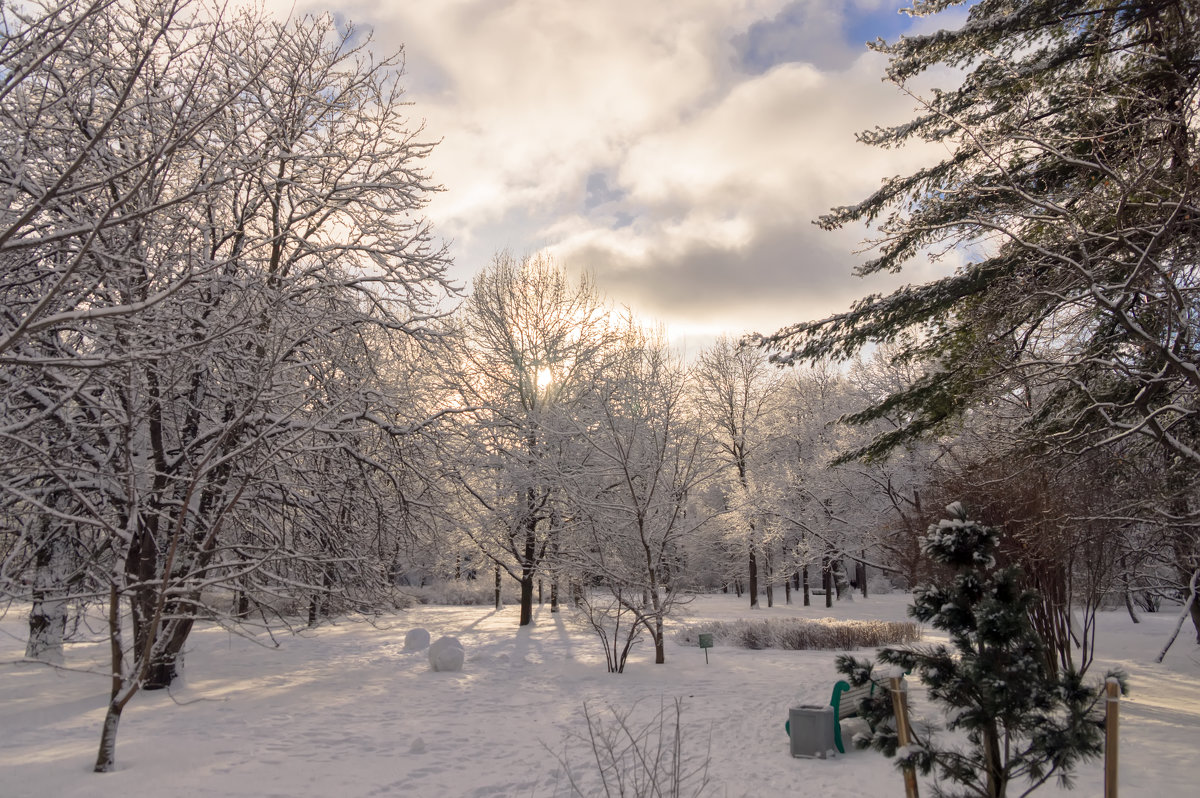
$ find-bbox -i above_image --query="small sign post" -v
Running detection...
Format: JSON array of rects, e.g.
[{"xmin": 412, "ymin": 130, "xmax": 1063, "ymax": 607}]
[{"xmin": 698, "ymin": 633, "xmax": 713, "ymax": 664}]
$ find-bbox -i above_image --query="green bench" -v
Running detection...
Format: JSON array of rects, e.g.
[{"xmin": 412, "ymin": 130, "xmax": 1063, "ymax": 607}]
[
  {"xmin": 829, "ymin": 679, "xmax": 875, "ymax": 754},
  {"xmin": 786, "ymin": 679, "xmax": 876, "ymax": 755}
]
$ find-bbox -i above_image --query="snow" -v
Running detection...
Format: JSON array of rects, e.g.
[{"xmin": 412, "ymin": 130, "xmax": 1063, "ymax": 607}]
[
  {"xmin": 2, "ymin": 594, "xmax": 1198, "ymax": 797},
  {"xmin": 402, "ymin": 627, "xmax": 431, "ymax": 652},
  {"xmin": 428, "ymin": 635, "xmax": 465, "ymax": 672}
]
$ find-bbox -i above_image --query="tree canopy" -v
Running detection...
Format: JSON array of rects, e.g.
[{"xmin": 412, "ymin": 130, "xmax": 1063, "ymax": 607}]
[{"xmin": 759, "ymin": 0, "xmax": 1200, "ymax": 467}]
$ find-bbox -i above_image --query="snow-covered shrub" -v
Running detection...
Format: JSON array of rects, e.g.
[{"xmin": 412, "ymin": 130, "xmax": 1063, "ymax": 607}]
[
  {"xmin": 674, "ymin": 618, "xmax": 920, "ymax": 651},
  {"xmin": 402, "ymin": 579, "xmax": 521, "ymax": 607},
  {"xmin": 867, "ymin": 571, "xmax": 897, "ymax": 595}
]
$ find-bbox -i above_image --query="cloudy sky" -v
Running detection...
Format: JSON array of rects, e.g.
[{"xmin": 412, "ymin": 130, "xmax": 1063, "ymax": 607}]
[{"xmin": 297, "ymin": 0, "xmax": 969, "ymax": 351}]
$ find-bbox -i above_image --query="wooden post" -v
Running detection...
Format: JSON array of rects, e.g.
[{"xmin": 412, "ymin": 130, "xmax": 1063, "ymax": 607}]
[
  {"xmin": 1105, "ymin": 678, "xmax": 1119, "ymax": 798},
  {"xmin": 890, "ymin": 675, "xmax": 920, "ymax": 798}
]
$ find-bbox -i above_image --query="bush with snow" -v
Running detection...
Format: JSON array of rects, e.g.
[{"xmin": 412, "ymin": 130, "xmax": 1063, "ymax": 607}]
[
  {"xmin": 400, "ymin": 580, "xmax": 521, "ymax": 607},
  {"xmin": 674, "ymin": 617, "xmax": 920, "ymax": 651}
]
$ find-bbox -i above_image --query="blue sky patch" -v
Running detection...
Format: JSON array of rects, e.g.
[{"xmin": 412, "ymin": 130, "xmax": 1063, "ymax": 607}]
[{"xmin": 734, "ymin": 1, "xmax": 915, "ymax": 74}]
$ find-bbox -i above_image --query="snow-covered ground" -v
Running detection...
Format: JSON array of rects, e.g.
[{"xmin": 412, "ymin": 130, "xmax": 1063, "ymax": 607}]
[{"xmin": 2, "ymin": 593, "xmax": 1197, "ymax": 797}]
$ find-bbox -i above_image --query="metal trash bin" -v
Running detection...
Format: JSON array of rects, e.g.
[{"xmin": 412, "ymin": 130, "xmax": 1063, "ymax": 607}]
[{"xmin": 789, "ymin": 704, "xmax": 836, "ymax": 759}]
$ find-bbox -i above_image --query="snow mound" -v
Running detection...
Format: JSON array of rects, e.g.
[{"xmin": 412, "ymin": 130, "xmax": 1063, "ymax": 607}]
[
  {"xmin": 429, "ymin": 636, "xmax": 464, "ymax": 672},
  {"xmin": 403, "ymin": 628, "xmax": 431, "ymax": 652}
]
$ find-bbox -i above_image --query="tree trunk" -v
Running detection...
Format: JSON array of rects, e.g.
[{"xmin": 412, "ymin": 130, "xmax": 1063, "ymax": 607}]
[
  {"xmin": 144, "ymin": 614, "xmax": 193, "ymax": 690},
  {"xmin": 802, "ymin": 565, "xmax": 810, "ymax": 606},
  {"xmin": 94, "ymin": 700, "xmax": 124, "ymax": 772},
  {"xmin": 494, "ymin": 565, "xmax": 502, "ymax": 610},
  {"xmin": 95, "ymin": 586, "xmax": 137, "ymax": 772},
  {"xmin": 519, "ymin": 516, "xmax": 537, "ymax": 626},
  {"xmin": 26, "ymin": 532, "xmax": 67, "ymax": 664},
  {"xmin": 1121, "ymin": 554, "xmax": 1139, "ymax": 623},
  {"xmin": 764, "ymin": 550, "xmax": 774, "ymax": 607},
  {"xmin": 982, "ymin": 722, "xmax": 1006, "ymax": 797},
  {"xmin": 832, "ymin": 559, "xmax": 852, "ymax": 602},
  {"xmin": 519, "ymin": 573, "xmax": 535, "ymax": 626},
  {"xmin": 127, "ymin": 524, "xmax": 159, "ymax": 668},
  {"xmin": 1190, "ymin": 587, "xmax": 1200, "ymax": 644},
  {"xmin": 654, "ymin": 614, "xmax": 665, "ymax": 664},
  {"xmin": 822, "ymin": 555, "xmax": 832, "ymax": 609},
  {"xmin": 748, "ymin": 547, "xmax": 759, "ymax": 608},
  {"xmin": 784, "ymin": 578, "xmax": 791, "ymax": 605}
]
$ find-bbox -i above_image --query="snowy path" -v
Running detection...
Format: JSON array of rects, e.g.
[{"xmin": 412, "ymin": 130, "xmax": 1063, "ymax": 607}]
[{"xmin": 2, "ymin": 595, "xmax": 1198, "ymax": 796}]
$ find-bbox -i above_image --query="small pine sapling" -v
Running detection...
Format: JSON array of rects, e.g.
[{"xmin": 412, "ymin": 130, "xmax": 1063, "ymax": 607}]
[{"xmin": 836, "ymin": 503, "xmax": 1125, "ymax": 798}]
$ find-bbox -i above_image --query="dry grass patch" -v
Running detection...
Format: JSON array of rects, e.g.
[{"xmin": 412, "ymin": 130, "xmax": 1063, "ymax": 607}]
[{"xmin": 674, "ymin": 617, "xmax": 921, "ymax": 651}]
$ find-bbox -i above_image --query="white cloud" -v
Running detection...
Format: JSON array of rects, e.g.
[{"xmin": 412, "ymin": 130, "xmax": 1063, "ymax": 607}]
[{"xmin": 290, "ymin": 0, "xmax": 966, "ymax": 341}]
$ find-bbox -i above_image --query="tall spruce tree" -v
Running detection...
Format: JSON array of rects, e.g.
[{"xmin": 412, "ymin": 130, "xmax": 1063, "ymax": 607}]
[
  {"xmin": 759, "ymin": 0, "xmax": 1200, "ymax": 638},
  {"xmin": 837, "ymin": 503, "xmax": 1121, "ymax": 797}
]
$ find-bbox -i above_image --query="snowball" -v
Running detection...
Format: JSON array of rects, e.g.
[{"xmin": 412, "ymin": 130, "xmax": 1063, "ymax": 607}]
[
  {"xmin": 403, "ymin": 627, "xmax": 431, "ymax": 652},
  {"xmin": 429, "ymin": 636, "xmax": 465, "ymax": 672}
]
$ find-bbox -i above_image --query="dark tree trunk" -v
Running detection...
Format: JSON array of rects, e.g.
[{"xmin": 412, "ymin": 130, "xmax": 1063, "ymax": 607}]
[
  {"xmin": 127, "ymin": 522, "xmax": 159, "ymax": 664},
  {"xmin": 654, "ymin": 614, "xmax": 665, "ymax": 664},
  {"xmin": 802, "ymin": 565, "xmax": 810, "ymax": 606},
  {"xmin": 822, "ymin": 555, "xmax": 832, "ymax": 608},
  {"xmin": 764, "ymin": 550, "xmax": 774, "ymax": 607},
  {"xmin": 144, "ymin": 614, "xmax": 194, "ymax": 690},
  {"xmin": 748, "ymin": 547, "xmax": 759, "ymax": 608},
  {"xmin": 519, "ymin": 513, "xmax": 537, "ymax": 626},
  {"xmin": 495, "ymin": 565, "xmax": 502, "ymax": 610},
  {"xmin": 519, "ymin": 573, "xmax": 535, "ymax": 626}
]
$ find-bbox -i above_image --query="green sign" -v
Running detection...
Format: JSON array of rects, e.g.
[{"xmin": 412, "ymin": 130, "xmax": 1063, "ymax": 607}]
[{"xmin": 698, "ymin": 633, "xmax": 713, "ymax": 649}]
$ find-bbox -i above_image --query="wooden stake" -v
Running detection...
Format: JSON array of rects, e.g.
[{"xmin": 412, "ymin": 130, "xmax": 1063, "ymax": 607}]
[
  {"xmin": 890, "ymin": 675, "xmax": 920, "ymax": 798},
  {"xmin": 1105, "ymin": 679, "xmax": 1120, "ymax": 798}
]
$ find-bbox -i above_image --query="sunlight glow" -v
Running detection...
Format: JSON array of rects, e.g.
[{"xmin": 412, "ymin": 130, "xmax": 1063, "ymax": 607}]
[{"xmin": 536, "ymin": 367, "xmax": 553, "ymax": 392}]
